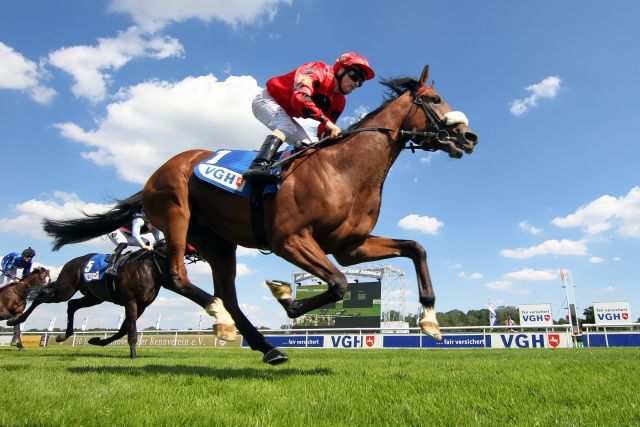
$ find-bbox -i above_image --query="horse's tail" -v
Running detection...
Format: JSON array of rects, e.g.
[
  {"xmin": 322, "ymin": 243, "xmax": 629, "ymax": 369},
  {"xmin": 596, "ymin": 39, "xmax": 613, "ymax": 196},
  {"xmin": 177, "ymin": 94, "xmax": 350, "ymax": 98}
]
[{"xmin": 43, "ymin": 191, "xmax": 143, "ymax": 250}]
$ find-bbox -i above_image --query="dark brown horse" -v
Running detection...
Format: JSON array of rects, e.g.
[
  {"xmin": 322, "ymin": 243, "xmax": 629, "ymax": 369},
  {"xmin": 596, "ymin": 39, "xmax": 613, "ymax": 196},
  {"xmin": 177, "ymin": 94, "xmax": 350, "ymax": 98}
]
[
  {"xmin": 0, "ymin": 267, "xmax": 50, "ymax": 349},
  {"xmin": 7, "ymin": 243, "xmax": 226, "ymax": 358},
  {"xmin": 43, "ymin": 67, "xmax": 478, "ymax": 364}
]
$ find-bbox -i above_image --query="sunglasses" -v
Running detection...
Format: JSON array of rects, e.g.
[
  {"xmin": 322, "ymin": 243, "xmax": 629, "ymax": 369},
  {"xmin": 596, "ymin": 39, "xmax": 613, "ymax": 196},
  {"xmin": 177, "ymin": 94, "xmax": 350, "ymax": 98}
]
[{"xmin": 347, "ymin": 69, "xmax": 364, "ymax": 87}]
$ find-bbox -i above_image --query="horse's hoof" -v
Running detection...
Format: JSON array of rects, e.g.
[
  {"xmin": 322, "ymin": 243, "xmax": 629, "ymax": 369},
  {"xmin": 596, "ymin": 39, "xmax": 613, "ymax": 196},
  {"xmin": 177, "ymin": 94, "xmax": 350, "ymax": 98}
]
[
  {"xmin": 266, "ymin": 280, "xmax": 293, "ymax": 300},
  {"xmin": 420, "ymin": 321, "xmax": 442, "ymax": 341},
  {"xmin": 263, "ymin": 348, "xmax": 289, "ymax": 365},
  {"xmin": 215, "ymin": 323, "xmax": 237, "ymax": 342},
  {"xmin": 55, "ymin": 334, "xmax": 69, "ymax": 343},
  {"xmin": 87, "ymin": 337, "xmax": 102, "ymax": 346},
  {"xmin": 18, "ymin": 346, "xmax": 26, "ymax": 351}
]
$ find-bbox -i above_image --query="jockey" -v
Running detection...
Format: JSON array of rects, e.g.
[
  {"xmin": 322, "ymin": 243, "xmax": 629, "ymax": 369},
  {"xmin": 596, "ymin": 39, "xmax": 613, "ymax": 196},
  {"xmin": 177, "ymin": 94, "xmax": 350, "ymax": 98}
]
[
  {"xmin": 0, "ymin": 247, "xmax": 36, "ymax": 285},
  {"xmin": 243, "ymin": 52, "xmax": 375, "ymax": 183},
  {"xmin": 105, "ymin": 210, "xmax": 164, "ymax": 276}
]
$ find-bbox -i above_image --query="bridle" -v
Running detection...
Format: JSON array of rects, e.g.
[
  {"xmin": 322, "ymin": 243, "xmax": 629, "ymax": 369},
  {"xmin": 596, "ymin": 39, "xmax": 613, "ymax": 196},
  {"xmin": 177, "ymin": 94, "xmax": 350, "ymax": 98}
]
[{"xmin": 270, "ymin": 87, "xmax": 461, "ymax": 168}]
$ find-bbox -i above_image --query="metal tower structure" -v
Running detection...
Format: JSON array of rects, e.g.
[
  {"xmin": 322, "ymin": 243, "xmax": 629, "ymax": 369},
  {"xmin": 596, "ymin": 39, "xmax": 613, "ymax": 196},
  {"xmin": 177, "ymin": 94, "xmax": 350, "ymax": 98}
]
[{"xmin": 290, "ymin": 263, "xmax": 406, "ymax": 324}]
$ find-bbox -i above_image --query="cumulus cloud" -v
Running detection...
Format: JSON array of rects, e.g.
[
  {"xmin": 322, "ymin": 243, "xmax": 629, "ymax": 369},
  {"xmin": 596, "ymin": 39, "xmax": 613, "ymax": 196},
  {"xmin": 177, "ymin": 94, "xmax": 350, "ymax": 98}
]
[
  {"xmin": 552, "ymin": 187, "xmax": 640, "ymax": 239},
  {"xmin": 518, "ymin": 220, "xmax": 541, "ymax": 235},
  {"xmin": 486, "ymin": 280, "xmax": 530, "ymax": 295},
  {"xmin": 0, "ymin": 42, "xmax": 55, "ymax": 103},
  {"xmin": 398, "ymin": 214, "xmax": 444, "ymax": 235},
  {"xmin": 509, "ymin": 75, "xmax": 561, "ymax": 116},
  {"xmin": 55, "ymin": 74, "xmax": 266, "ymax": 183},
  {"xmin": 503, "ymin": 268, "xmax": 557, "ymax": 281},
  {"xmin": 500, "ymin": 239, "xmax": 588, "ymax": 259},
  {"xmin": 48, "ymin": 26, "xmax": 184, "ymax": 103},
  {"xmin": 458, "ymin": 272, "xmax": 483, "ymax": 280},
  {"xmin": 0, "ymin": 192, "xmax": 113, "ymax": 241},
  {"xmin": 108, "ymin": 0, "xmax": 291, "ymax": 32},
  {"xmin": 589, "ymin": 256, "xmax": 605, "ymax": 264}
]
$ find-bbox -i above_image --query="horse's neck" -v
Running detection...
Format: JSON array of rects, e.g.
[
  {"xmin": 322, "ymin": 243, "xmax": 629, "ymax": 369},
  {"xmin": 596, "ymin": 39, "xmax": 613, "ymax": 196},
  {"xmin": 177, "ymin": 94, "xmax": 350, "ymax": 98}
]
[{"xmin": 335, "ymin": 94, "xmax": 410, "ymax": 184}]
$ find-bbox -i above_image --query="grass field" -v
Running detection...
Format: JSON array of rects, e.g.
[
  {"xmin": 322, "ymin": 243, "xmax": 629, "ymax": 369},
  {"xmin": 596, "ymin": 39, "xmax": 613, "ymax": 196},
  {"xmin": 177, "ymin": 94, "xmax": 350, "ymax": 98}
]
[{"xmin": 2, "ymin": 347, "xmax": 639, "ymax": 426}]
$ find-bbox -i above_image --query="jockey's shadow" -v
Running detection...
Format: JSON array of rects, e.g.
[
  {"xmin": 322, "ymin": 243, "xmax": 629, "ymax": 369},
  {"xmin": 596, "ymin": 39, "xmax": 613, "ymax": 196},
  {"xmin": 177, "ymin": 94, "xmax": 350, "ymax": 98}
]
[{"xmin": 68, "ymin": 364, "xmax": 333, "ymax": 379}]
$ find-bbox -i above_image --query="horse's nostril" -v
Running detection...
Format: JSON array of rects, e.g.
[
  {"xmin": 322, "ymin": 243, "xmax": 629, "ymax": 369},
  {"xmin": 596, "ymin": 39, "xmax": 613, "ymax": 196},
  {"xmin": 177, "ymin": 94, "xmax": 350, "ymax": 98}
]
[{"xmin": 464, "ymin": 132, "xmax": 478, "ymax": 144}]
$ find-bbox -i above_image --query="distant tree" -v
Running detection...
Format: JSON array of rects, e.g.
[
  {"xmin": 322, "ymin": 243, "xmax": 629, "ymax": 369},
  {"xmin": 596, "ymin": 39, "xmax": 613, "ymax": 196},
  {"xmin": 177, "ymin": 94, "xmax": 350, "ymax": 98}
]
[
  {"xmin": 583, "ymin": 306, "xmax": 595, "ymax": 324},
  {"xmin": 144, "ymin": 326, "xmax": 158, "ymax": 331}
]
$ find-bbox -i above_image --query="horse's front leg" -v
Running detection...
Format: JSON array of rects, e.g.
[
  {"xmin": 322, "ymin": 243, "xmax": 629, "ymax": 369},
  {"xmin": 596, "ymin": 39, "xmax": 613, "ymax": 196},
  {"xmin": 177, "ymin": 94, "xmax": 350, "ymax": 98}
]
[
  {"xmin": 57, "ymin": 294, "xmax": 102, "ymax": 342},
  {"xmin": 269, "ymin": 232, "xmax": 350, "ymax": 318},
  {"xmin": 333, "ymin": 235, "xmax": 441, "ymax": 340}
]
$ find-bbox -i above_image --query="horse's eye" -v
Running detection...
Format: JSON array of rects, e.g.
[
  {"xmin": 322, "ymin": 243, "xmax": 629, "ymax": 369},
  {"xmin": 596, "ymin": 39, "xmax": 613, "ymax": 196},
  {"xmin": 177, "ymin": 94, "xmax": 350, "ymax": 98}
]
[{"xmin": 432, "ymin": 96, "xmax": 441, "ymax": 104}]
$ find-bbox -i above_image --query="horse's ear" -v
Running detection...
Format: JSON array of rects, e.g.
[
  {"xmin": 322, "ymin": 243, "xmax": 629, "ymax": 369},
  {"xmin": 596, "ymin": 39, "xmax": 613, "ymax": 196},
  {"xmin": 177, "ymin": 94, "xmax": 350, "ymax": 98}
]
[{"xmin": 419, "ymin": 65, "xmax": 430, "ymax": 86}]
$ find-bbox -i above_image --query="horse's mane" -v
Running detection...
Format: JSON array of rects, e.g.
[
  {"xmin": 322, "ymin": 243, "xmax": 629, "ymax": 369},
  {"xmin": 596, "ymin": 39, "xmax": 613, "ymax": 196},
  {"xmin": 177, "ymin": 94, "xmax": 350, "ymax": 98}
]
[{"xmin": 347, "ymin": 76, "xmax": 421, "ymax": 131}]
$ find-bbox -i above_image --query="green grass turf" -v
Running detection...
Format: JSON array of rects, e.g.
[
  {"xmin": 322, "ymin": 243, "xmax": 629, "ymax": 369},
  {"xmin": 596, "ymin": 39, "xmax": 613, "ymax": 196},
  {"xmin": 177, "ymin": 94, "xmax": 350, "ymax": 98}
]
[{"xmin": 1, "ymin": 347, "xmax": 638, "ymax": 426}]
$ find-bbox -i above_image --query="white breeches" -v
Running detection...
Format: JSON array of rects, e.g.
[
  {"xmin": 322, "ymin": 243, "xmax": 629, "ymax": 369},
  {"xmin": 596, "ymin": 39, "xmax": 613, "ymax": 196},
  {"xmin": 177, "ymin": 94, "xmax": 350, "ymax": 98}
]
[
  {"xmin": 252, "ymin": 89, "xmax": 315, "ymax": 144},
  {"xmin": 108, "ymin": 230, "xmax": 162, "ymax": 248}
]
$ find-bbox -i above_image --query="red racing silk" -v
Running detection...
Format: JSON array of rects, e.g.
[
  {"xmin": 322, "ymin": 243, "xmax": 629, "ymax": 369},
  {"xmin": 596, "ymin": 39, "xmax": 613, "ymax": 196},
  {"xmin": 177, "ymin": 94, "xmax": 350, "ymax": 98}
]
[{"xmin": 266, "ymin": 61, "xmax": 346, "ymax": 138}]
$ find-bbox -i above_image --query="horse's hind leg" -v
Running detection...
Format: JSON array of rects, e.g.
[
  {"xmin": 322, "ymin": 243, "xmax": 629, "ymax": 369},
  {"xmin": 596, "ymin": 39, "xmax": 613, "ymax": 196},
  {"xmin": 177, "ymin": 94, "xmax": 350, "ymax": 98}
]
[
  {"xmin": 57, "ymin": 294, "xmax": 102, "ymax": 343},
  {"xmin": 189, "ymin": 230, "xmax": 286, "ymax": 365},
  {"xmin": 12, "ymin": 323, "xmax": 23, "ymax": 350}
]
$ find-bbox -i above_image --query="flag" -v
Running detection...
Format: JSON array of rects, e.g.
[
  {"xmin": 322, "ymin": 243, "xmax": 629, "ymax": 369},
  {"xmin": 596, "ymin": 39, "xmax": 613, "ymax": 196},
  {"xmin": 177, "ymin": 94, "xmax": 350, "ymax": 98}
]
[
  {"xmin": 81, "ymin": 316, "xmax": 89, "ymax": 331},
  {"xmin": 155, "ymin": 312, "xmax": 162, "ymax": 330},
  {"xmin": 47, "ymin": 316, "xmax": 57, "ymax": 332},
  {"xmin": 488, "ymin": 301, "xmax": 498, "ymax": 327},
  {"xmin": 560, "ymin": 268, "xmax": 565, "ymax": 282},
  {"xmin": 116, "ymin": 314, "xmax": 124, "ymax": 329}
]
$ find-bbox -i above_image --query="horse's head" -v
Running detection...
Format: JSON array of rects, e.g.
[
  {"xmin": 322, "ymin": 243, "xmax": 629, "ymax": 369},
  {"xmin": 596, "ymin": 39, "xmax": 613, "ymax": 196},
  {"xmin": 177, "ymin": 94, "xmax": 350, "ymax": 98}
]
[
  {"xmin": 25, "ymin": 267, "xmax": 50, "ymax": 287},
  {"xmin": 402, "ymin": 65, "xmax": 478, "ymax": 158}
]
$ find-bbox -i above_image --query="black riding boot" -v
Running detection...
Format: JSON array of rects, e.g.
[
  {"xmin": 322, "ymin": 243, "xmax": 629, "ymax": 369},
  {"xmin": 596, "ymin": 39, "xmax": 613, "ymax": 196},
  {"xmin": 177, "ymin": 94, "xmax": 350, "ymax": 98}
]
[
  {"xmin": 105, "ymin": 243, "xmax": 127, "ymax": 276},
  {"xmin": 243, "ymin": 135, "xmax": 284, "ymax": 183}
]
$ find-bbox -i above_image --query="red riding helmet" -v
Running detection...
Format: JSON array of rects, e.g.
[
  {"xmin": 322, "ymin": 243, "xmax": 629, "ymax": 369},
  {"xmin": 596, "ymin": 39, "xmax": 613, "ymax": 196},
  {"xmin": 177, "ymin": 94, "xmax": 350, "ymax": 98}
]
[{"xmin": 334, "ymin": 52, "xmax": 375, "ymax": 81}]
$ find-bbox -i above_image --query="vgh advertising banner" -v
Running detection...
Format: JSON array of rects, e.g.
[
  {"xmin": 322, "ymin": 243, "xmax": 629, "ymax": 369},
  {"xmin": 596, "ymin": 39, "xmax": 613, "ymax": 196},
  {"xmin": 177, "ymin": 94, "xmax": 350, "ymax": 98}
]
[
  {"xmin": 593, "ymin": 301, "xmax": 631, "ymax": 324},
  {"xmin": 518, "ymin": 303, "xmax": 553, "ymax": 326}
]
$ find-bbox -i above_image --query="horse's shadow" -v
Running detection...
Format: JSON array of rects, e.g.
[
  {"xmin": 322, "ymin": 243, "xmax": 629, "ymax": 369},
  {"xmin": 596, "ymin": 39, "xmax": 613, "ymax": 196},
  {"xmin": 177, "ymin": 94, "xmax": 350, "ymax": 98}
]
[{"xmin": 68, "ymin": 364, "xmax": 332, "ymax": 379}]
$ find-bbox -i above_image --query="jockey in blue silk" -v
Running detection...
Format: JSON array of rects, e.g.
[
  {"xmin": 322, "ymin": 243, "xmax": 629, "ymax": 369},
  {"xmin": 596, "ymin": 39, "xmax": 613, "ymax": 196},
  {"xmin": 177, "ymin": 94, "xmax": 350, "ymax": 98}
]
[
  {"xmin": 0, "ymin": 247, "xmax": 36, "ymax": 285},
  {"xmin": 105, "ymin": 210, "xmax": 164, "ymax": 276}
]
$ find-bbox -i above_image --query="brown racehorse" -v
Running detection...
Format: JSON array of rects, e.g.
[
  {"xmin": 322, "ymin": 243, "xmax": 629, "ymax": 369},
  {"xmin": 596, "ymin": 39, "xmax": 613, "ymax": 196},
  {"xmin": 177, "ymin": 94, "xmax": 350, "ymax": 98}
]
[
  {"xmin": 43, "ymin": 66, "xmax": 478, "ymax": 364},
  {"xmin": 7, "ymin": 242, "xmax": 225, "ymax": 358},
  {"xmin": 0, "ymin": 267, "xmax": 50, "ymax": 350}
]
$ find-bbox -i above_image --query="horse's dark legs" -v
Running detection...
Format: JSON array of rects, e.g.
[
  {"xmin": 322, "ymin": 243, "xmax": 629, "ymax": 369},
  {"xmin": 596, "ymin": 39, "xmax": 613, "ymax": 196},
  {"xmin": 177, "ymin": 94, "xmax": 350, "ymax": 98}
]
[
  {"xmin": 333, "ymin": 235, "xmax": 441, "ymax": 339},
  {"xmin": 7, "ymin": 280, "xmax": 77, "ymax": 326},
  {"xmin": 12, "ymin": 323, "xmax": 23, "ymax": 350},
  {"xmin": 188, "ymin": 230, "xmax": 286, "ymax": 364},
  {"xmin": 126, "ymin": 302, "xmax": 141, "ymax": 359},
  {"xmin": 270, "ymin": 233, "xmax": 349, "ymax": 318},
  {"xmin": 56, "ymin": 294, "xmax": 102, "ymax": 342}
]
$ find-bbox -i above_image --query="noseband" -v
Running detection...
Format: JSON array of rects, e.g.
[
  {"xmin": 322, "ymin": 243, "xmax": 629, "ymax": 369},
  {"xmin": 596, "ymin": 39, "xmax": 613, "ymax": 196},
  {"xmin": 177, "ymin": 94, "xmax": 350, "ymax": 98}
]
[{"xmin": 401, "ymin": 90, "xmax": 455, "ymax": 152}]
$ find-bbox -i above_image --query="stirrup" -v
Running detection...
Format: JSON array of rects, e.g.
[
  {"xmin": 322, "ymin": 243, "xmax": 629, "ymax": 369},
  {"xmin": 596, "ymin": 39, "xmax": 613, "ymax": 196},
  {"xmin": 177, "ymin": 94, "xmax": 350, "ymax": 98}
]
[
  {"xmin": 105, "ymin": 267, "xmax": 117, "ymax": 276},
  {"xmin": 243, "ymin": 164, "xmax": 278, "ymax": 183}
]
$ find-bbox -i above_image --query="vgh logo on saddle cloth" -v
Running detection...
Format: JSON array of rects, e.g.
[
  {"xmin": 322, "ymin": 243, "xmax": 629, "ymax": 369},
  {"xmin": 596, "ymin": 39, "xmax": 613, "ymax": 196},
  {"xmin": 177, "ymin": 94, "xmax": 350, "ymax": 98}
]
[
  {"xmin": 193, "ymin": 147, "xmax": 294, "ymax": 197},
  {"xmin": 83, "ymin": 253, "xmax": 130, "ymax": 282}
]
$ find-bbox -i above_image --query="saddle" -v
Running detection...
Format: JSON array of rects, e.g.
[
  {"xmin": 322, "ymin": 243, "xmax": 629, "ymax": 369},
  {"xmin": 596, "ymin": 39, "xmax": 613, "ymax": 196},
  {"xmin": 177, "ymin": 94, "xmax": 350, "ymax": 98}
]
[
  {"xmin": 194, "ymin": 147, "xmax": 296, "ymax": 252},
  {"xmin": 83, "ymin": 251, "xmax": 133, "ymax": 283}
]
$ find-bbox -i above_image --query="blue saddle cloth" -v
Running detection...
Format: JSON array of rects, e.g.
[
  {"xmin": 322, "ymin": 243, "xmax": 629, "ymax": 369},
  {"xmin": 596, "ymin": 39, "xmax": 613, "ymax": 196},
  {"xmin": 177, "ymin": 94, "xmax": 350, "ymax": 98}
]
[
  {"xmin": 193, "ymin": 147, "xmax": 294, "ymax": 198},
  {"xmin": 83, "ymin": 254, "xmax": 110, "ymax": 282}
]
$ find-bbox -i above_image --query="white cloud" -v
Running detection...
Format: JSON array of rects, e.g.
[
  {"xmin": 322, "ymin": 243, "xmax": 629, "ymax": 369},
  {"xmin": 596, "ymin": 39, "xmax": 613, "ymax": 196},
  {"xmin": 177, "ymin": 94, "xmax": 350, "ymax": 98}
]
[
  {"xmin": 0, "ymin": 192, "xmax": 112, "ymax": 242},
  {"xmin": 48, "ymin": 26, "xmax": 184, "ymax": 103},
  {"xmin": 339, "ymin": 105, "xmax": 369, "ymax": 127},
  {"xmin": 398, "ymin": 214, "xmax": 444, "ymax": 235},
  {"xmin": 486, "ymin": 280, "xmax": 530, "ymax": 295},
  {"xmin": 589, "ymin": 256, "xmax": 605, "ymax": 264},
  {"xmin": 509, "ymin": 75, "xmax": 561, "ymax": 116},
  {"xmin": 108, "ymin": 0, "xmax": 292, "ymax": 32},
  {"xmin": 486, "ymin": 280, "xmax": 512, "ymax": 290},
  {"xmin": 55, "ymin": 74, "xmax": 266, "ymax": 184},
  {"xmin": 599, "ymin": 285, "xmax": 615, "ymax": 293},
  {"xmin": 552, "ymin": 187, "xmax": 640, "ymax": 239},
  {"xmin": 503, "ymin": 268, "xmax": 557, "ymax": 281},
  {"xmin": 458, "ymin": 272, "xmax": 483, "ymax": 280},
  {"xmin": 0, "ymin": 42, "xmax": 55, "ymax": 103},
  {"xmin": 500, "ymin": 239, "xmax": 587, "ymax": 259},
  {"xmin": 518, "ymin": 220, "xmax": 541, "ymax": 235},
  {"xmin": 613, "ymin": 256, "xmax": 621, "ymax": 262}
]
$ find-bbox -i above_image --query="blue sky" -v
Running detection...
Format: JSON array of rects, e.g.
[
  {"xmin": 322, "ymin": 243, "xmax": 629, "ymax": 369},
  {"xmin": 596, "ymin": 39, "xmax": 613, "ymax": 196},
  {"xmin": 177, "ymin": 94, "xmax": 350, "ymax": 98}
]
[{"xmin": 1, "ymin": 1, "xmax": 638, "ymax": 330}]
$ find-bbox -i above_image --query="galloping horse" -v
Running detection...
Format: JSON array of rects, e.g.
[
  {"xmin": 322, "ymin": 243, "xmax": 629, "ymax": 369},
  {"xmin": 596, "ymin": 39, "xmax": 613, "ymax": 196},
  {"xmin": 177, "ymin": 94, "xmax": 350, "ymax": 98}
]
[
  {"xmin": 0, "ymin": 267, "xmax": 50, "ymax": 349},
  {"xmin": 7, "ymin": 243, "xmax": 224, "ymax": 358},
  {"xmin": 43, "ymin": 66, "xmax": 478, "ymax": 364}
]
